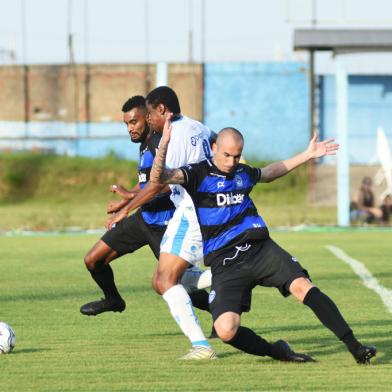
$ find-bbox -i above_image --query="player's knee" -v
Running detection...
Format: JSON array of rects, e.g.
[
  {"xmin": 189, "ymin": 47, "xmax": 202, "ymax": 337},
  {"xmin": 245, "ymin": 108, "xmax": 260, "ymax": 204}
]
[
  {"xmin": 214, "ymin": 320, "xmax": 238, "ymax": 342},
  {"xmin": 154, "ymin": 271, "xmax": 178, "ymax": 294},
  {"xmin": 151, "ymin": 274, "xmax": 163, "ymax": 295},
  {"xmin": 84, "ymin": 252, "xmax": 97, "ymax": 271},
  {"xmin": 154, "ymin": 278, "xmax": 173, "ymax": 294},
  {"xmin": 289, "ymin": 277, "xmax": 314, "ymax": 302},
  {"xmin": 84, "ymin": 251, "xmax": 106, "ymax": 272}
]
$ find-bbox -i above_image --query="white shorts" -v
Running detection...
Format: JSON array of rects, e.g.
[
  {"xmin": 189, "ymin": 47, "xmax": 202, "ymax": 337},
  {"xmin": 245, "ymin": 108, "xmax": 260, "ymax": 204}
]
[{"xmin": 160, "ymin": 207, "xmax": 204, "ymax": 266}]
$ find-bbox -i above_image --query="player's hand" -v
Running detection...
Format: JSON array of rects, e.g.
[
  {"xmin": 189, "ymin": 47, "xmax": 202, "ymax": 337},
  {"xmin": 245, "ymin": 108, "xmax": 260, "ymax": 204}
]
[
  {"xmin": 105, "ymin": 209, "xmax": 128, "ymax": 230},
  {"xmin": 107, "ymin": 200, "xmax": 123, "ymax": 213},
  {"xmin": 306, "ymin": 132, "xmax": 340, "ymax": 159},
  {"xmin": 162, "ymin": 112, "xmax": 173, "ymax": 143},
  {"xmin": 109, "ymin": 184, "xmax": 128, "ymax": 197}
]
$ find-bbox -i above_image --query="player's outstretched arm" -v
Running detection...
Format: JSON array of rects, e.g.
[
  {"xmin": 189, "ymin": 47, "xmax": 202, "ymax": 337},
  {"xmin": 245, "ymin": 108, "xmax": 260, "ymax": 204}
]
[
  {"xmin": 149, "ymin": 114, "xmax": 185, "ymax": 185},
  {"xmin": 259, "ymin": 133, "xmax": 339, "ymax": 183}
]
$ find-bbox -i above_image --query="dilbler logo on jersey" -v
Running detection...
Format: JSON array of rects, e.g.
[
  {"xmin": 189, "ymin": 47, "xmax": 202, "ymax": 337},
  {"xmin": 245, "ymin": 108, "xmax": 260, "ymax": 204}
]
[
  {"xmin": 138, "ymin": 173, "xmax": 147, "ymax": 183},
  {"xmin": 216, "ymin": 192, "xmax": 244, "ymax": 206}
]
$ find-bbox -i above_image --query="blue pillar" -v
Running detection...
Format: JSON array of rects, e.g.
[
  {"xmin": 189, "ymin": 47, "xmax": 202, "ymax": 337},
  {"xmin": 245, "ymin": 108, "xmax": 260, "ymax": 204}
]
[{"xmin": 335, "ymin": 56, "xmax": 350, "ymax": 226}]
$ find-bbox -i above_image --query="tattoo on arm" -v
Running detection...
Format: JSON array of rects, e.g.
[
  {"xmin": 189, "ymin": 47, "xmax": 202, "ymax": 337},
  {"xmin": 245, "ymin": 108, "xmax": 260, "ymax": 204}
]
[
  {"xmin": 150, "ymin": 138, "xmax": 185, "ymax": 185},
  {"xmin": 160, "ymin": 168, "xmax": 185, "ymax": 184}
]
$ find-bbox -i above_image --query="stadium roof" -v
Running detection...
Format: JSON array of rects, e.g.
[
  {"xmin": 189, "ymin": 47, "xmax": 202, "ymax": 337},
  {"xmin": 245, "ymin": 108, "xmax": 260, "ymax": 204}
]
[{"xmin": 294, "ymin": 29, "xmax": 392, "ymax": 52}]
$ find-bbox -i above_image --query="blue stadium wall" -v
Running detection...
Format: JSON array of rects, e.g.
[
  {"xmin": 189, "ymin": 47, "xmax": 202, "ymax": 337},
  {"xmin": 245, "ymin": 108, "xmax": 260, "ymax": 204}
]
[
  {"xmin": 320, "ymin": 75, "xmax": 392, "ymax": 164},
  {"xmin": 0, "ymin": 121, "xmax": 135, "ymax": 158},
  {"xmin": 204, "ymin": 62, "xmax": 310, "ymax": 161}
]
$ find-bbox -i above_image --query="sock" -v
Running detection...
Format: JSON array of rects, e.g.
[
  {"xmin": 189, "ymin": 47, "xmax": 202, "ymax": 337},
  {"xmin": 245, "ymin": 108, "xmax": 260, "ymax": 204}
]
[
  {"xmin": 180, "ymin": 267, "xmax": 212, "ymax": 291},
  {"xmin": 225, "ymin": 326, "xmax": 272, "ymax": 357},
  {"xmin": 188, "ymin": 289, "xmax": 210, "ymax": 312},
  {"xmin": 88, "ymin": 263, "xmax": 122, "ymax": 300},
  {"xmin": 197, "ymin": 269, "xmax": 212, "ymax": 290},
  {"xmin": 162, "ymin": 284, "xmax": 210, "ymax": 348},
  {"xmin": 303, "ymin": 287, "xmax": 356, "ymax": 346},
  {"xmin": 341, "ymin": 331, "xmax": 362, "ymax": 355}
]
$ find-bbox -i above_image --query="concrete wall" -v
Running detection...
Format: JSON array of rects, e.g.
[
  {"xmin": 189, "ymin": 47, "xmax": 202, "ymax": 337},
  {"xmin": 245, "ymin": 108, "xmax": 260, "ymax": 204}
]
[
  {"xmin": 204, "ymin": 62, "xmax": 310, "ymax": 160},
  {"xmin": 0, "ymin": 63, "xmax": 203, "ymax": 158},
  {"xmin": 0, "ymin": 63, "xmax": 203, "ymax": 123}
]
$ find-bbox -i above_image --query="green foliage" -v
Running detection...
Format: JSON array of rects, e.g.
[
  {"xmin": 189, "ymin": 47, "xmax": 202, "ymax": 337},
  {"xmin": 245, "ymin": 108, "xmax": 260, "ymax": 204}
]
[
  {"xmin": 0, "ymin": 232, "xmax": 391, "ymax": 391},
  {"xmin": 0, "ymin": 152, "xmax": 138, "ymax": 202},
  {"xmin": 4, "ymin": 171, "xmax": 27, "ymax": 188},
  {"xmin": 248, "ymin": 160, "xmax": 308, "ymax": 205}
]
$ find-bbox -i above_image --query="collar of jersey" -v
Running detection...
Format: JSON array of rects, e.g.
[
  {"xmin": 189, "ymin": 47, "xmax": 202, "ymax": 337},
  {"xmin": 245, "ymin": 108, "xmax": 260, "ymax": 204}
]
[{"xmin": 171, "ymin": 114, "xmax": 183, "ymax": 122}]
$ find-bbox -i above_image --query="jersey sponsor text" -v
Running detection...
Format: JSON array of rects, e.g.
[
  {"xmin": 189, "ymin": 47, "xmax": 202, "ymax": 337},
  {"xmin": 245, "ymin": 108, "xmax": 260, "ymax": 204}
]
[{"xmin": 216, "ymin": 192, "xmax": 245, "ymax": 206}]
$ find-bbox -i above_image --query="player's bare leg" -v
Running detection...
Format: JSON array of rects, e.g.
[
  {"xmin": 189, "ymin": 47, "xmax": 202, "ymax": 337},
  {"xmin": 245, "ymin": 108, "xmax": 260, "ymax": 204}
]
[
  {"xmin": 80, "ymin": 240, "xmax": 125, "ymax": 316},
  {"xmin": 289, "ymin": 277, "xmax": 376, "ymax": 364},
  {"xmin": 152, "ymin": 252, "xmax": 189, "ymax": 294}
]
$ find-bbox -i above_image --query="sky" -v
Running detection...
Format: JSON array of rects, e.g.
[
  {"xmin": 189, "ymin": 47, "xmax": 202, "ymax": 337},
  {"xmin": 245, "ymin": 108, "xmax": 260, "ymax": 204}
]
[{"xmin": 1, "ymin": 0, "xmax": 392, "ymax": 65}]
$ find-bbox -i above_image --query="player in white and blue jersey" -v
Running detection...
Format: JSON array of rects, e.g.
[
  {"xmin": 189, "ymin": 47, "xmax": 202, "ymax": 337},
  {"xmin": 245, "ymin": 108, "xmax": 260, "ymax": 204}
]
[
  {"xmin": 80, "ymin": 96, "xmax": 212, "ymax": 320},
  {"xmin": 151, "ymin": 121, "xmax": 377, "ymax": 365},
  {"xmin": 106, "ymin": 87, "xmax": 217, "ymax": 359}
]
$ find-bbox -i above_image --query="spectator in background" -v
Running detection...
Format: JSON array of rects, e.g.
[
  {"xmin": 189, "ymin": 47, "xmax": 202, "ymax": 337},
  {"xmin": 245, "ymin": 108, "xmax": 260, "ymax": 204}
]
[
  {"xmin": 350, "ymin": 176, "xmax": 383, "ymax": 224},
  {"xmin": 381, "ymin": 194, "xmax": 392, "ymax": 224}
]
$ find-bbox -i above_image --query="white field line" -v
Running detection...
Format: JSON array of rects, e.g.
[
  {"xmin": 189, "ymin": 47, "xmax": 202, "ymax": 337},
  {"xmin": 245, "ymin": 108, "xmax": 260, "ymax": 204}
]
[{"xmin": 325, "ymin": 245, "xmax": 392, "ymax": 314}]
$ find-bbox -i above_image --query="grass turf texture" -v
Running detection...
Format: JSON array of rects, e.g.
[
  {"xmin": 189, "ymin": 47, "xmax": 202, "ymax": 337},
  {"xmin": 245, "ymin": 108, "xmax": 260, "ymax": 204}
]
[
  {"xmin": 0, "ymin": 152, "xmax": 337, "ymax": 231},
  {"xmin": 0, "ymin": 231, "xmax": 391, "ymax": 391}
]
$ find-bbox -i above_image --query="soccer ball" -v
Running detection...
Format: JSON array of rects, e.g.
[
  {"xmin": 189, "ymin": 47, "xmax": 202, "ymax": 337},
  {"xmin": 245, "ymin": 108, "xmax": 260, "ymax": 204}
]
[{"xmin": 0, "ymin": 322, "xmax": 16, "ymax": 354}]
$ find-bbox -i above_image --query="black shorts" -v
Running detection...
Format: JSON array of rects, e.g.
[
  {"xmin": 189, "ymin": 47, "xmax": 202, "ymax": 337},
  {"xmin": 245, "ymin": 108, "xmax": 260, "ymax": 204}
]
[
  {"xmin": 209, "ymin": 238, "xmax": 309, "ymax": 321},
  {"xmin": 101, "ymin": 209, "xmax": 166, "ymax": 258}
]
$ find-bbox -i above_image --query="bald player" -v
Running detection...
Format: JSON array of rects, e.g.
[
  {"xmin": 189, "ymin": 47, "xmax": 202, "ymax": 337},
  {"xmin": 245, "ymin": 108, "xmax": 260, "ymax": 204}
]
[{"xmin": 149, "ymin": 118, "xmax": 377, "ymax": 365}]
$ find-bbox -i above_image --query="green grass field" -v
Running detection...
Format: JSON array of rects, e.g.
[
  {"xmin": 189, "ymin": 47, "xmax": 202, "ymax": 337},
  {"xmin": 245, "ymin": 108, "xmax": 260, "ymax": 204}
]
[{"xmin": 1, "ymin": 231, "xmax": 391, "ymax": 391}]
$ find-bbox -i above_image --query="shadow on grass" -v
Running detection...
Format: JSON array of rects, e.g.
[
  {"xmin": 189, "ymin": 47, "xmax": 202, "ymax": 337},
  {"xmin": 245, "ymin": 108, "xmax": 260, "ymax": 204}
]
[
  {"xmin": 0, "ymin": 284, "xmax": 151, "ymax": 302},
  {"xmin": 312, "ymin": 274, "xmax": 359, "ymax": 282},
  {"xmin": 144, "ymin": 331, "xmax": 185, "ymax": 338},
  {"xmin": 252, "ymin": 319, "xmax": 392, "ymax": 365},
  {"xmin": 13, "ymin": 348, "xmax": 51, "ymax": 354},
  {"xmin": 253, "ymin": 319, "xmax": 392, "ymax": 336},
  {"xmin": 215, "ymin": 351, "xmax": 243, "ymax": 359}
]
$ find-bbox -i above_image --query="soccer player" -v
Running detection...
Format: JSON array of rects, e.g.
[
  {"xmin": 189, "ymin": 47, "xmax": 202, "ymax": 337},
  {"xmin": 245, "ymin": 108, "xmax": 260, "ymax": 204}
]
[
  {"xmin": 150, "ymin": 118, "xmax": 377, "ymax": 365},
  {"xmin": 106, "ymin": 87, "xmax": 218, "ymax": 360},
  {"xmin": 80, "ymin": 96, "xmax": 212, "ymax": 318}
]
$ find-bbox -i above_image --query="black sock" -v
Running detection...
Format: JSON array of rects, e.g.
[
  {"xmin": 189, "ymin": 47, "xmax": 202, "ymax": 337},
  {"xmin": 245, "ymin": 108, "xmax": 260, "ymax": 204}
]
[
  {"xmin": 303, "ymin": 287, "xmax": 360, "ymax": 351},
  {"xmin": 188, "ymin": 289, "xmax": 210, "ymax": 312},
  {"xmin": 225, "ymin": 326, "xmax": 272, "ymax": 357},
  {"xmin": 89, "ymin": 263, "xmax": 122, "ymax": 300},
  {"xmin": 341, "ymin": 331, "xmax": 362, "ymax": 355}
]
